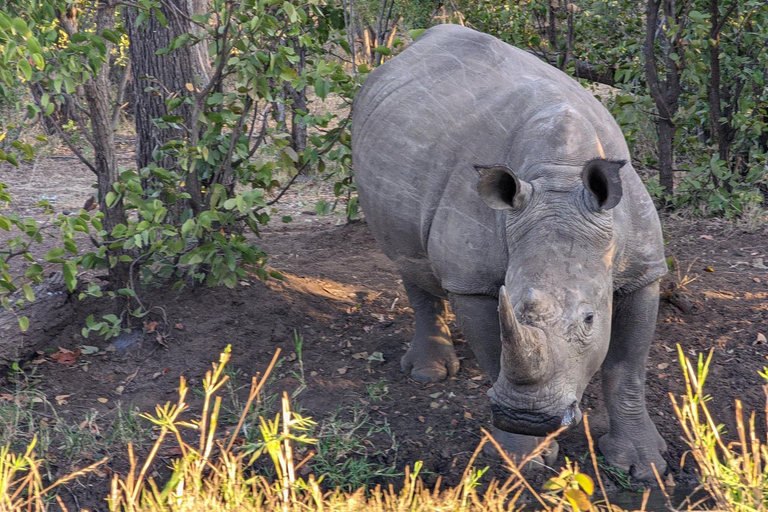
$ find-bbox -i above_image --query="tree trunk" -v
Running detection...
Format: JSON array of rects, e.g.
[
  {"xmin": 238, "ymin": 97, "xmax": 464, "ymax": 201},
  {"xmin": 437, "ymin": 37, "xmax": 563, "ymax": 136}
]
[
  {"xmin": 82, "ymin": 0, "xmax": 130, "ymax": 311},
  {"xmin": 124, "ymin": 1, "xmax": 204, "ymax": 171},
  {"xmin": 657, "ymin": 117, "xmax": 675, "ymax": 194},
  {"xmin": 644, "ymin": 0, "xmax": 682, "ymax": 198},
  {"xmin": 289, "ymin": 45, "xmax": 307, "ymax": 155},
  {"xmin": 548, "ymin": 0, "xmax": 558, "ymax": 50}
]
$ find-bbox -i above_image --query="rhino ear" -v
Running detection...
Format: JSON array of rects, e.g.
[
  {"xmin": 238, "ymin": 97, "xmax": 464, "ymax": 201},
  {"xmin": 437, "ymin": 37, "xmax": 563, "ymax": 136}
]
[
  {"xmin": 581, "ymin": 158, "xmax": 625, "ymax": 210},
  {"xmin": 474, "ymin": 164, "xmax": 532, "ymax": 210}
]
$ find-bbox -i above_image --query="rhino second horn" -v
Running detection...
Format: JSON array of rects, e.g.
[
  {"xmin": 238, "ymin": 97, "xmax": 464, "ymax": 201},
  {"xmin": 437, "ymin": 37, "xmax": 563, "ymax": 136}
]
[{"xmin": 499, "ymin": 285, "xmax": 550, "ymax": 383}]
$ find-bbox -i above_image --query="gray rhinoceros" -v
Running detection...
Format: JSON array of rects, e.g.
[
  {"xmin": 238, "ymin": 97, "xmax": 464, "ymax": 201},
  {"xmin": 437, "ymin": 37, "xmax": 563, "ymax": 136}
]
[{"xmin": 351, "ymin": 24, "xmax": 668, "ymax": 478}]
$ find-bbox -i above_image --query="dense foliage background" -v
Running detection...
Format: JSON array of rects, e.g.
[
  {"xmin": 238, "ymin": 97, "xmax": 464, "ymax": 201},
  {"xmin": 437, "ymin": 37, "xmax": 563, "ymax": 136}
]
[{"xmin": 0, "ymin": 0, "xmax": 766, "ymax": 334}]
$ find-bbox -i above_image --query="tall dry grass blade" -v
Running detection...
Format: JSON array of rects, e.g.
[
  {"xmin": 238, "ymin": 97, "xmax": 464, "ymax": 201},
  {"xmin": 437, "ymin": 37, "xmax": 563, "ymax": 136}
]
[
  {"xmin": 225, "ymin": 348, "xmax": 281, "ymax": 452},
  {"xmin": 583, "ymin": 413, "xmax": 611, "ymax": 512},
  {"xmin": 480, "ymin": 426, "xmax": 551, "ymax": 510},
  {"xmin": 650, "ymin": 460, "xmax": 674, "ymax": 511}
]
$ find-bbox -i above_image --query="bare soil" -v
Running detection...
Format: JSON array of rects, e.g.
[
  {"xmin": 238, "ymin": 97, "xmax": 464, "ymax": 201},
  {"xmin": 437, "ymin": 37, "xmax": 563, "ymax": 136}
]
[{"xmin": 2, "ymin": 154, "xmax": 768, "ymax": 510}]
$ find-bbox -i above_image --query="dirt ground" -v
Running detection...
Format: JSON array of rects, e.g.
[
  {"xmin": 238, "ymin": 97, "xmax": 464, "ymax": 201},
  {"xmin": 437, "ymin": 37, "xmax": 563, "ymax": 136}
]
[{"xmin": 2, "ymin": 154, "xmax": 768, "ymax": 510}]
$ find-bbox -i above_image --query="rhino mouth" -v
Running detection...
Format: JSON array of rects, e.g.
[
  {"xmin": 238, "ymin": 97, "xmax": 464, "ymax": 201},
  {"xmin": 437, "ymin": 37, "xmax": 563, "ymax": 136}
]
[{"xmin": 490, "ymin": 401, "xmax": 582, "ymax": 437}]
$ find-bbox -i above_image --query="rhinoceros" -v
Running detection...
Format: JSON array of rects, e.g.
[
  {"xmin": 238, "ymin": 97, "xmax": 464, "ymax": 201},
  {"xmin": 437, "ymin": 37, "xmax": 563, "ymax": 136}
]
[{"xmin": 351, "ymin": 25, "xmax": 668, "ymax": 478}]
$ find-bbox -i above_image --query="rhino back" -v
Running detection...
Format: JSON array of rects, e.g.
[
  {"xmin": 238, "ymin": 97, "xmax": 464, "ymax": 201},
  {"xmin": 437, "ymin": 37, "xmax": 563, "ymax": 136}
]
[{"xmin": 353, "ymin": 24, "xmax": 662, "ymax": 296}]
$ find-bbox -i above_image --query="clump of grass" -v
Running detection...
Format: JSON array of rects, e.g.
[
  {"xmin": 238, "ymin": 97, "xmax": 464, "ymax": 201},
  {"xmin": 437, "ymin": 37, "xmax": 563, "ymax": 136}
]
[
  {"xmin": 310, "ymin": 405, "xmax": 399, "ymax": 491},
  {"xmin": 669, "ymin": 345, "xmax": 768, "ymax": 511},
  {"xmin": 15, "ymin": 343, "xmax": 740, "ymax": 512}
]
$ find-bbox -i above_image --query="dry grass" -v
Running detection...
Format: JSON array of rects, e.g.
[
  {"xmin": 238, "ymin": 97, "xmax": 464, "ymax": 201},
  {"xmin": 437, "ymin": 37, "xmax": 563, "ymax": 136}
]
[{"xmin": 3, "ymin": 344, "xmax": 767, "ymax": 512}]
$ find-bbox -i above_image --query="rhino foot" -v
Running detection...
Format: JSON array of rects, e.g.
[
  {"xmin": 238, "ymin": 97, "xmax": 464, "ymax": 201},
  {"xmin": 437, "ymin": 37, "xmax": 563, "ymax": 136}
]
[
  {"xmin": 482, "ymin": 427, "xmax": 559, "ymax": 470},
  {"xmin": 401, "ymin": 336, "xmax": 459, "ymax": 383},
  {"xmin": 599, "ymin": 421, "xmax": 667, "ymax": 481}
]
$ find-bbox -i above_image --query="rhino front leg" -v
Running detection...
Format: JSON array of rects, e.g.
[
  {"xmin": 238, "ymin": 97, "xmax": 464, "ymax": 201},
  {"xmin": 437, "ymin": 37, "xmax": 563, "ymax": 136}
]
[
  {"xmin": 448, "ymin": 294, "xmax": 501, "ymax": 381},
  {"xmin": 400, "ymin": 280, "xmax": 459, "ymax": 383},
  {"xmin": 600, "ymin": 280, "xmax": 667, "ymax": 480}
]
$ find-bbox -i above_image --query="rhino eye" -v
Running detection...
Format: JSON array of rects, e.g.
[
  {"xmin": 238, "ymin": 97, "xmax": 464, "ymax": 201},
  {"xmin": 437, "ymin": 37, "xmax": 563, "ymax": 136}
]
[{"xmin": 584, "ymin": 313, "xmax": 594, "ymax": 326}]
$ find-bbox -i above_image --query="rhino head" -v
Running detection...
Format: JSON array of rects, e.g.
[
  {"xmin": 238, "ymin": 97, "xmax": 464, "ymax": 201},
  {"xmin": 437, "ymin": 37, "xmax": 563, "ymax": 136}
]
[{"xmin": 475, "ymin": 159, "xmax": 624, "ymax": 436}]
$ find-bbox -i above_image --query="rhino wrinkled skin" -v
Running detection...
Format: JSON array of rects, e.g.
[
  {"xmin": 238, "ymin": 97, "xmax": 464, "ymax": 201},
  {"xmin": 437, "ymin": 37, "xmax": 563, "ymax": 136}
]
[{"xmin": 352, "ymin": 25, "xmax": 668, "ymax": 479}]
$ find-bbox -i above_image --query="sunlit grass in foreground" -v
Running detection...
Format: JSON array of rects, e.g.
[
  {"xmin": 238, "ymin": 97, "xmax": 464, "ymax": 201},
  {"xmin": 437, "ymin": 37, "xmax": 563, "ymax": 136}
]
[{"xmin": 3, "ymin": 345, "xmax": 768, "ymax": 511}]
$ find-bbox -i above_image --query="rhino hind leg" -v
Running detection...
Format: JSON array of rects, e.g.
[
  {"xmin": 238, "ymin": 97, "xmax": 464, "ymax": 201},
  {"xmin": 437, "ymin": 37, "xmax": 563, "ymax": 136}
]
[
  {"xmin": 400, "ymin": 280, "xmax": 459, "ymax": 383},
  {"xmin": 600, "ymin": 281, "xmax": 667, "ymax": 481}
]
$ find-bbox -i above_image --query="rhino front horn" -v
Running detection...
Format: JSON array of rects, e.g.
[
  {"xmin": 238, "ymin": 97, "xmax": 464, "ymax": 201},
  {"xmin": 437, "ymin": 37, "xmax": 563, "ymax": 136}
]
[{"xmin": 499, "ymin": 285, "xmax": 550, "ymax": 384}]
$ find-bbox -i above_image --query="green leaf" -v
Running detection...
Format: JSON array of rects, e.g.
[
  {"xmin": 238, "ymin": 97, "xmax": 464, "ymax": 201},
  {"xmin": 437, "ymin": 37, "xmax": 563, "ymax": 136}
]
[
  {"xmin": 63, "ymin": 261, "xmax": 77, "ymax": 292},
  {"xmin": 45, "ymin": 248, "xmax": 65, "ymax": 263},
  {"xmin": 283, "ymin": 1, "xmax": 298, "ymax": 22},
  {"xmin": 64, "ymin": 75, "xmax": 75, "ymax": 94},
  {"xmin": 18, "ymin": 316, "xmax": 29, "ymax": 332},
  {"xmin": 101, "ymin": 29, "xmax": 120, "ymax": 44},
  {"xmin": 181, "ymin": 218, "xmax": 195, "ymax": 236},
  {"xmin": 25, "ymin": 263, "xmax": 43, "ymax": 279},
  {"xmin": 12, "ymin": 17, "xmax": 28, "ymax": 35},
  {"xmin": 408, "ymin": 29, "xmax": 426, "ymax": 40},
  {"xmin": 18, "ymin": 59, "xmax": 32, "ymax": 81},
  {"xmin": 314, "ymin": 77, "xmax": 329, "ymax": 100},
  {"xmin": 26, "ymin": 35, "xmax": 42, "ymax": 55},
  {"xmin": 374, "ymin": 45, "xmax": 391, "ymax": 56},
  {"xmin": 22, "ymin": 284, "xmax": 34, "ymax": 302}
]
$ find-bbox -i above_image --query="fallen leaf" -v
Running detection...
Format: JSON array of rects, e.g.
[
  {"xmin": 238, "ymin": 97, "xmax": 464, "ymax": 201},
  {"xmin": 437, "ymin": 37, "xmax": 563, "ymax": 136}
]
[
  {"xmin": 286, "ymin": 352, "xmax": 298, "ymax": 362},
  {"xmin": 32, "ymin": 397, "xmax": 43, "ymax": 403},
  {"xmin": 470, "ymin": 375, "xmax": 484, "ymax": 381},
  {"xmin": 115, "ymin": 385, "xmax": 125, "ymax": 395},
  {"xmin": 337, "ymin": 367, "xmax": 347, "ymax": 375},
  {"xmin": 145, "ymin": 321, "xmax": 159, "ymax": 333},
  {"xmin": 464, "ymin": 411, "xmax": 473, "ymax": 419},
  {"xmin": 754, "ymin": 333, "xmax": 767, "ymax": 346},
  {"xmin": 352, "ymin": 351, "xmax": 369, "ymax": 359},
  {"xmin": 0, "ymin": 393, "xmax": 13, "ymax": 402},
  {"xmin": 699, "ymin": 235, "xmax": 714, "ymax": 240},
  {"xmin": 174, "ymin": 323, "xmax": 184, "ymax": 330},
  {"xmin": 657, "ymin": 363, "xmax": 669, "ymax": 370},
  {"xmin": 50, "ymin": 347, "xmax": 82, "ymax": 366},
  {"xmin": 55, "ymin": 394, "xmax": 70, "ymax": 406},
  {"xmin": 31, "ymin": 357, "xmax": 46, "ymax": 364},
  {"xmin": 430, "ymin": 402, "xmax": 439, "ymax": 409},
  {"xmin": 80, "ymin": 345, "xmax": 99, "ymax": 355},
  {"xmin": 466, "ymin": 381, "xmax": 480, "ymax": 389},
  {"xmin": 703, "ymin": 266, "xmax": 715, "ymax": 272},
  {"xmin": 754, "ymin": 277, "xmax": 762, "ymax": 283},
  {"xmin": 97, "ymin": 397, "xmax": 108, "ymax": 404},
  {"xmin": 367, "ymin": 352, "xmax": 385, "ymax": 362},
  {"xmin": 417, "ymin": 416, "xmax": 425, "ymax": 423},
  {"xmin": 124, "ymin": 368, "xmax": 140, "ymax": 385},
  {"xmin": 429, "ymin": 392, "xmax": 442, "ymax": 399}
]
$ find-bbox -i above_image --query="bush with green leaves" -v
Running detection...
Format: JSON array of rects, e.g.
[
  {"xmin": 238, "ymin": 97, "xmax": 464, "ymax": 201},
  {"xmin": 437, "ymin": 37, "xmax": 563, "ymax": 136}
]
[{"xmin": 0, "ymin": 0, "xmax": 361, "ymax": 332}]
